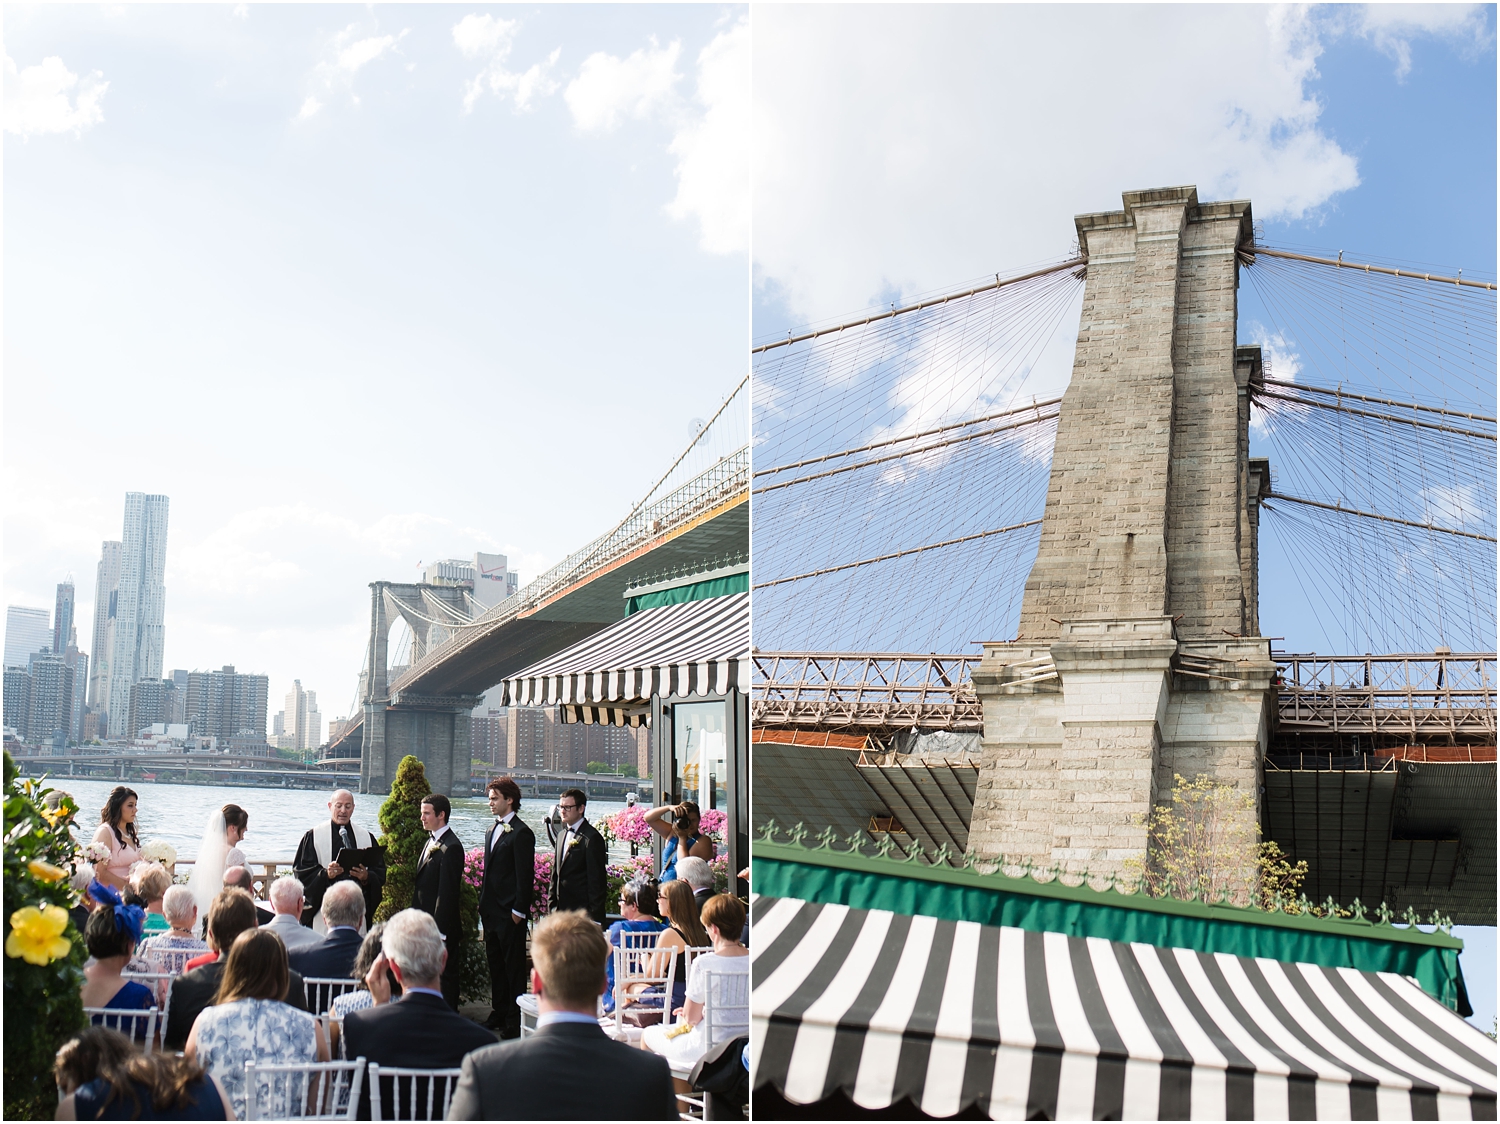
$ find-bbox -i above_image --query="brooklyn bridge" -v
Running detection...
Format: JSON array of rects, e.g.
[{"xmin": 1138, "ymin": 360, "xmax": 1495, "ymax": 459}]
[{"xmin": 750, "ymin": 186, "xmax": 1496, "ymax": 926}]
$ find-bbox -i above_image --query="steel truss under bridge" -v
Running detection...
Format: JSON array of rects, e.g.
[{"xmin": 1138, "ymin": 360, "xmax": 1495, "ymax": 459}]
[{"xmin": 752, "ymin": 649, "xmax": 1496, "ymax": 747}]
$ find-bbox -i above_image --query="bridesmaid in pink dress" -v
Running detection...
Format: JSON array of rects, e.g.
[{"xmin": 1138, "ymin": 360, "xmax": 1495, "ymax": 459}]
[{"xmin": 90, "ymin": 787, "xmax": 142, "ymax": 891}]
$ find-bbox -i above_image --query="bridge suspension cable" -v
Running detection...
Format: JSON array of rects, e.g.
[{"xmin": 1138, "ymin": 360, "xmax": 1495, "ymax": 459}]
[
  {"xmin": 1260, "ymin": 378, "xmax": 1496, "ymax": 424},
  {"xmin": 1253, "ymin": 388, "xmax": 1496, "ymax": 442},
  {"xmin": 751, "ymin": 258, "xmax": 1084, "ymax": 353},
  {"xmin": 1263, "ymin": 492, "xmax": 1497, "ymax": 543},
  {"xmin": 1243, "ymin": 246, "xmax": 1497, "ymax": 291},
  {"xmin": 753, "ymin": 405, "xmax": 1061, "ymax": 494},
  {"xmin": 752, "ymin": 520, "xmax": 1045, "ymax": 590}
]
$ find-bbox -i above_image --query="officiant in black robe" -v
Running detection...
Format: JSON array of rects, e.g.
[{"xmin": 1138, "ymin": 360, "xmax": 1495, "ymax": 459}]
[{"xmin": 292, "ymin": 788, "xmax": 386, "ymax": 932}]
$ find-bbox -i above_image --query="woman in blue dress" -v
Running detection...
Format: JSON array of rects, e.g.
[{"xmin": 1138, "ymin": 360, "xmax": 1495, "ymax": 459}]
[
  {"xmin": 603, "ymin": 880, "xmax": 667, "ymax": 1013},
  {"xmin": 645, "ymin": 801, "xmax": 714, "ymax": 882},
  {"xmin": 80, "ymin": 882, "xmax": 155, "ymax": 1042}
]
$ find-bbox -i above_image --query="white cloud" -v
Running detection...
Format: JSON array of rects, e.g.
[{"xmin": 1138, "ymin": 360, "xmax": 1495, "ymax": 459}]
[
  {"xmin": 231, "ymin": 4, "xmax": 248, "ymax": 21},
  {"xmin": 566, "ymin": 38, "xmax": 680, "ymax": 131},
  {"xmin": 753, "ymin": 6, "xmax": 1377, "ymax": 321},
  {"xmin": 1244, "ymin": 323, "xmax": 1306, "ymax": 437},
  {"xmin": 564, "ymin": 22, "xmax": 748, "ymax": 256},
  {"xmin": 4, "ymin": 54, "xmax": 108, "ymax": 139},
  {"xmin": 454, "ymin": 13, "xmax": 561, "ymax": 113},
  {"xmin": 299, "ymin": 23, "xmax": 408, "ymax": 117},
  {"xmin": 666, "ymin": 19, "xmax": 749, "ymax": 255},
  {"xmin": 1341, "ymin": 3, "xmax": 1493, "ymax": 79}
]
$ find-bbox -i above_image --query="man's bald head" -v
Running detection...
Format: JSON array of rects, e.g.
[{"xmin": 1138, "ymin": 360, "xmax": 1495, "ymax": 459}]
[{"xmin": 329, "ymin": 790, "xmax": 355, "ymax": 825}]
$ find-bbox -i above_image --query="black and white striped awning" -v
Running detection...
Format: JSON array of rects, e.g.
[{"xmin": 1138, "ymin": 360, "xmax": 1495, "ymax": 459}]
[
  {"xmin": 501, "ymin": 593, "xmax": 748, "ymax": 710},
  {"xmin": 751, "ymin": 896, "xmax": 1497, "ymax": 1121}
]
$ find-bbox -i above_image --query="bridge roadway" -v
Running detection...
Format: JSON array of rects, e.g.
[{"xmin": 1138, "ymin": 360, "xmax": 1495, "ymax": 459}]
[{"xmin": 13, "ymin": 752, "xmax": 360, "ymax": 790}]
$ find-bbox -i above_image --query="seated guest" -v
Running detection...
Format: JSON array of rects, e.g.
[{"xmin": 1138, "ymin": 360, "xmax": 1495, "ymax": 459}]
[
  {"xmin": 642, "ymin": 881, "xmax": 709, "ymax": 1015},
  {"xmin": 674, "ymin": 857, "xmax": 715, "ymax": 916},
  {"xmin": 52, "ymin": 1028, "xmax": 136, "ymax": 1120},
  {"xmin": 60, "ymin": 1043, "xmax": 233, "ymax": 1121},
  {"xmin": 327, "ymin": 924, "xmax": 402, "ymax": 1059},
  {"xmin": 186, "ymin": 929, "xmax": 328, "ymax": 1121},
  {"xmin": 79, "ymin": 882, "xmax": 154, "ymax": 1040},
  {"xmin": 223, "ymin": 868, "xmax": 273, "ymax": 927},
  {"xmin": 604, "ymin": 880, "xmax": 666, "ymax": 1014},
  {"xmin": 135, "ymin": 886, "xmax": 209, "ymax": 975},
  {"xmin": 263, "ymin": 876, "xmax": 322, "ymax": 955},
  {"xmin": 165, "ymin": 889, "xmax": 308, "ymax": 1051},
  {"xmin": 448, "ymin": 911, "xmax": 676, "ymax": 1120},
  {"xmin": 129, "ymin": 863, "xmax": 173, "ymax": 937},
  {"xmin": 342, "ymin": 909, "xmax": 496, "ymax": 1118},
  {"xmin": 288, "ymin": 881, "xmax": 364, "ymax": 981},
  {"xmin": 641, "ymin": 895, "xmax": 749, "ymax": 1083}
]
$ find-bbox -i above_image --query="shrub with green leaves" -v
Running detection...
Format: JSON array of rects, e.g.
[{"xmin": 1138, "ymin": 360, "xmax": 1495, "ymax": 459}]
[
  {"xmin": 374, "ymin": 756, "xmax": 486, "ymax": 1002},
  {"xmin": 4, "ymin": 752, "xmax": 87, "ymax": 1120}
]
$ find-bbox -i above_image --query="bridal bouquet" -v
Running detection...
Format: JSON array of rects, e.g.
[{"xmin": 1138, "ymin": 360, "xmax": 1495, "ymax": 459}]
[
  {"xmin": 140, "ymin": 840, "xmax": 177, "ymax": 865},
  {"xmin": 82, "ymin": 842, "xmax": 112, "ymax": 865}
]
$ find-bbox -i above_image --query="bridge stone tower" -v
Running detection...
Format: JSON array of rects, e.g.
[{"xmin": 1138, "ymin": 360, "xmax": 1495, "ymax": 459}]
[
  {"xmin": 969, "ymin": 187, "xmax": 1277, "ymax": 881},
  {"xmin": 360, "ymin": 581, "xmax": 482, "ymax": 798}
]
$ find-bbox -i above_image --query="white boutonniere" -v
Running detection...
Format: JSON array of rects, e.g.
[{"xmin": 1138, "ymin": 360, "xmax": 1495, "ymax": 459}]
[
  {"xmin": 501, "ymin": 822, "xmax": 513, "ymax": 834},
  {"xmin": 567, "ymin": 836, "xmax": 580, "ymax": 850}
]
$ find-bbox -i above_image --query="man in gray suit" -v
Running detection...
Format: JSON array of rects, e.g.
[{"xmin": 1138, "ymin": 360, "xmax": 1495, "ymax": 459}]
[
  {"xmin": 262, "ymin": 876, "xmax": 322, "ymax": 954},
  {"xmin": 447, "ymin": 911, "xmax": 677, "ymax": 1120}
]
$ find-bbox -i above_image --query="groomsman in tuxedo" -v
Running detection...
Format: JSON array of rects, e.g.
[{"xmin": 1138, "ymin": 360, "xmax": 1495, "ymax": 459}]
[
  {"xmin": 479, "ymin": 776, "xmax": 535, "ymax": 1037},
  {"xmin": 548, "ymin": 787, "xmax": 607, "ymax": 925},
  {"xmin": 411, "ymin": 793, "xmax": 465, "ymax": 1009}
]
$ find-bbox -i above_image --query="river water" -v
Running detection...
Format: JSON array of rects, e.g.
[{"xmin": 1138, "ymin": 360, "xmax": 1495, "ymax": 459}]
[{"xmin": 50, "ymin": 778, "xmax": 634, "ymax": 865}]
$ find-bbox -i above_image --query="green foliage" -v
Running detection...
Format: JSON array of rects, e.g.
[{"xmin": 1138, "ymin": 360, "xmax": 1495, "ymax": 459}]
[
  {"xmin": 1127, "ymin": 774, "xmax": 1258, "ymax": 906},
  {"xmin": 373, "ymin": 756, "xmax": 485, "ymax": 1002},
  {"xmin": 374, "ymin": 756, "xmax": 431, "ymax": 924},
  {"xmin": 4, "ymin": 752, "xmax": 87, "ymax": 1120}
]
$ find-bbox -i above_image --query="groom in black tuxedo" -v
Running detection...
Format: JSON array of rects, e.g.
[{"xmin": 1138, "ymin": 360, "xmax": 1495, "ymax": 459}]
[
  {"xmin": 411, "ymin": 793, "xmax": 465, "ymax": 1009},
  {"xmin": 548, "ymin": 787, "xmax": 607, "ymax": 925},
  {"xmin": 479, "ymin": 776, "xmax": 535, "ymax": 1037}
]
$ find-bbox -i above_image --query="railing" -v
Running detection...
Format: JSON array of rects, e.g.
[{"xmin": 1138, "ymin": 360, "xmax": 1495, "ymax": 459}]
[
  {"xmin": 752, "ymin": 652, "xmax": 983, "ymax": 730},
  {"xmin": 1274, "ymin": 652, "xmax": 1496, "ymax": 742},
  {"xmin": 390, "ymin": 447, "xmax": 749, "ymax": 694},
  {"xmin": 168, "ymin": 858, "xmax": 294, "ymax": 901}
]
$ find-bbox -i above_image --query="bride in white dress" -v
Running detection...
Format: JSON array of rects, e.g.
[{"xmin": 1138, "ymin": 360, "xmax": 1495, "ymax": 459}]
[{"xmin": 186, "ymin": 807, "xmax": 230, "ymax": 935}]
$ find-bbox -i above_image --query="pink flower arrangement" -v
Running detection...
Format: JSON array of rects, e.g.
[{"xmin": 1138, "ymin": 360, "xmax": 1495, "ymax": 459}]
[
  {"xmin": 463, "ymin": 847, "xmax": 484, "ymax": 891},
  {"xmin": 698, "ymin": 809, "xmax": 727, "ymax": 839},
  {"xmin": 530, "ymin": 851, "xmax": 552, "ymax": 919},
  {"xmin": 599, "ymin": 804, "xmax": 654, "ymax": 846}
]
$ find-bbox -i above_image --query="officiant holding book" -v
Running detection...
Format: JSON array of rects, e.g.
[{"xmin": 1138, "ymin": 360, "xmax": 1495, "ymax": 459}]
[{"xmin": 293, "ymin": 789, "xmax": 386, "ymax": 934}]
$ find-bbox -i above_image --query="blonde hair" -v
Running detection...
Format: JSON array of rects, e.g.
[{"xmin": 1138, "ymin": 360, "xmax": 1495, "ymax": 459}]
[
  {"xmin": 131, "ymin": 862, "xmax": 172, "ymax": 903},
  {"xmin": 530, "ymin": 911, "xmax": 609, "ymax": 1007}
]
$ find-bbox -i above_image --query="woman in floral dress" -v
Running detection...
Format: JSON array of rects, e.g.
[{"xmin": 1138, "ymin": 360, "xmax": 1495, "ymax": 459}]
[{"xmin": 187, "ymin": 928, "xmax": 328, "ymax": 1120}]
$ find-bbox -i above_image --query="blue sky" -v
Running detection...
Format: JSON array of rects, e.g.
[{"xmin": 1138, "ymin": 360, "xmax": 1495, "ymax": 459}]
[
  {"xmin": 5, "ymin": 3, "xmax": 748, "ymax": 722},
  {"xmin": 750, "ymin": 4, "xmax": 1495, "ymax": 1029}
]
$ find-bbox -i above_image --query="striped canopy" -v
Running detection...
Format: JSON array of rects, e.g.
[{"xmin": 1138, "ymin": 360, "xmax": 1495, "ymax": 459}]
[
  {"xmin": 501, "ymin": 593, "xmax": 748, "ymax": 711},
  {"xmin": 751, "ymin": 896, "xmax": 1497, "ymax": 1121}
]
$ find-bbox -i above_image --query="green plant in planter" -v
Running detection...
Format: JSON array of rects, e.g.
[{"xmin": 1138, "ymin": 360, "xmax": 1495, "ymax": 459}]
[
  {"xmin": 4, "ymin": 752, "xmax": 87, "ymax": 1120},
  {"xmin": 373, "ymin": 756, "xmax": 486, "ymax": 1003}
]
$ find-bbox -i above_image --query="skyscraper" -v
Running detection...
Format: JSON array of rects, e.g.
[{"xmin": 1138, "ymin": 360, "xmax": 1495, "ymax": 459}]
[
  {"xmin": 106, "ymin": 494, "xmax": 169, "ymax": 737},
  {"xmin": 282, "ymin": 680, "xmax": 321, "ymax": 752},
  {"xmin": 52, "ymin": 582, "xmax": 75, "ymax": 655},
  {"xmin": 5, "ymin": 606, "xmax": 52, "ymax": 669},
  {"xmin": 184, "ymin": 666, "xmax": 268, "ymax": 743},
  {"xmin": 27, "ymin": 651, "xmax": 76, "ymax": 748},
  {"xmin": 88, "ymin": 541, "xmax": 123, "ymax": 729}
]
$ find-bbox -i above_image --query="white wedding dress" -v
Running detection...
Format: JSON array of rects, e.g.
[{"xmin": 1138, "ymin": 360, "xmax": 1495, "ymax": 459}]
[{"xmin": 186, "ymin": 808, "xmax": 230, "ymax": 936}]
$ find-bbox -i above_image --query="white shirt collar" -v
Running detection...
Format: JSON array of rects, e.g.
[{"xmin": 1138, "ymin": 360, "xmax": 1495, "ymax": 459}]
[
  {"xmin": 499, "ymin": 811, "xmax": 515, "ymax": 824},
  {"xmin": 429, "ymin": 828, "xmax": 444, "ymax": 843}
]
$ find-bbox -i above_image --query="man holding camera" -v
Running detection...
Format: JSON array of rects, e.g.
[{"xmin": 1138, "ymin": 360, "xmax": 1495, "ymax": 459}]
[{"xmin": 547, "ymin": 788, "xmax": 607, "ymax": 925}]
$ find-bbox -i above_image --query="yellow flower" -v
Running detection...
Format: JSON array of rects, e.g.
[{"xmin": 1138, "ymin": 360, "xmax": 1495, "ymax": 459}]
[
  {"xmin": 6, "ymin": 905, "xmax": 72, "ymax": 965},
  {"xmin": 27, "ymin": 859, "xmax": 67, "ymax": 884}
]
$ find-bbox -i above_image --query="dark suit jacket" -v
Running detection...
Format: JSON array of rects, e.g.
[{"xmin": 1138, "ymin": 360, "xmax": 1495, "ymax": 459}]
[
  {"xmin": 288, "ymin": 926, "xmax": 363, "ymax": 982},
  {"xmin": 341, "ymin": 992, "xmax": 497, "ymax": 1119},
  {"xmin": 447, "ymin": 1021, "xmax": 676, "ymax": 1120},
  {"xmin": 411, "ymin": 827, "xmax": 465, "ymax": 942},
  {"xmin": 479, "ymin": 817, "xmax": 535, "ymax": 931},
  {"xmin": 549, "ymin": 819, "xmax": 608, "ymax": 924},
  {"xmin": 164, "ymin": 960, "xmax": 309, "ymax": 1050},
  {"xmin": 693, "ymin": 887, "xmax": 713, "ymax": 916}
]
